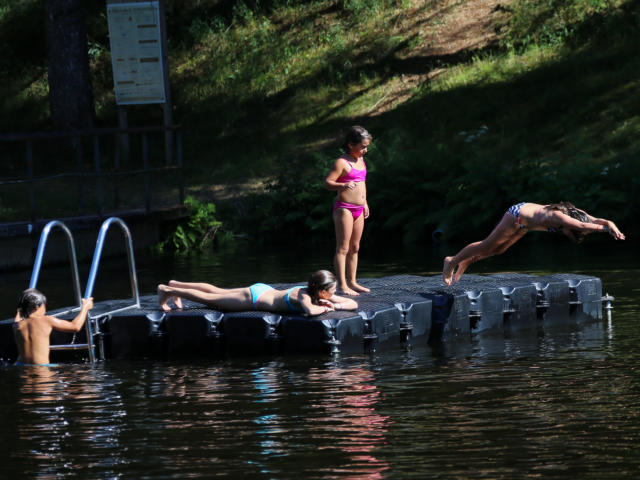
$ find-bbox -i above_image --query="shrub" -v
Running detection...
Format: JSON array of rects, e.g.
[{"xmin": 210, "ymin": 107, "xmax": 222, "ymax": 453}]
[{"xmin": 156, "ymin": 196, "xmax": 230, "ymax": 252}]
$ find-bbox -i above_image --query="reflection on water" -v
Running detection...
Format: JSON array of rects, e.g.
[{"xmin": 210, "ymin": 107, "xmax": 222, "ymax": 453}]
[
  {"xmin": 306, "ymin": 366, "xmax": 390, "ymax": 479},
  {"xmin": 2, "ymin": 360, "xmax": 397, "ymax": 478},
  {"xmin": 2, "ymin": 302, "xmax": 639, "ymax": 480},
  {"xmin": 1, "ymin": 239, "xmax": 640, "ymax": 478}
]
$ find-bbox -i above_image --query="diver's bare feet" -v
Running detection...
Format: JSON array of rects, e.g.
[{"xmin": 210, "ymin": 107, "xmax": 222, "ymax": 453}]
[
  {"xmin": 158, "ymin": 285, "xmax": 172, "ymax": 311},
  {"xmin": 442, "ymin": 256, "xmax": 455, "ymax": 285},
  {"xmin": 453, "ymin": 255, "xmax": 479, "ymax": 283},
  {"xmin": 348, "ymin": 282, "xmax": 370, "ymax": 293},
  {"xmin": 453, "ymin": 261, "xmax": 470, "ymax": 283}
]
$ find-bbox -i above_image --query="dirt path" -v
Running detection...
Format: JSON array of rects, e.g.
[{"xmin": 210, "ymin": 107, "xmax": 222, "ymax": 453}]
[{"xmin": 367, "ymin": 0, "xmax": 511, "ymax": 116}]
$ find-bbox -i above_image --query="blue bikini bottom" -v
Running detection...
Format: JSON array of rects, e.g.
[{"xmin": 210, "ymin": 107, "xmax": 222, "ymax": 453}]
[{"xmin": 249, "ymin": 283, "xmax": 274, "ymax": 309}]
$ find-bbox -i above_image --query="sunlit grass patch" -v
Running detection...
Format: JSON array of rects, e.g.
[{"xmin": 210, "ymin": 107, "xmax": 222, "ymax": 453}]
[
  {"xmin": 432, "ymin": 46, "xmax": 559, "ymax": 90},
  {"xmin": 502, "ymin": 0, "xmax": 634, "ymax": 51}
]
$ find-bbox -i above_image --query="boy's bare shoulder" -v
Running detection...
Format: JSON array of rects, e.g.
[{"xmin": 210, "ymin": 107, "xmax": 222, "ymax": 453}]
[{"xmin": 17, "ymin": 314, "xmax": 56, "ymax": 331}]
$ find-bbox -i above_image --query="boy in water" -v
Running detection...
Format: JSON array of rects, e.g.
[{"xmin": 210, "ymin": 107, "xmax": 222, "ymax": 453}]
[{"xmin": 13, "ymin": 288, "xmax": 93, "ymax": 366}]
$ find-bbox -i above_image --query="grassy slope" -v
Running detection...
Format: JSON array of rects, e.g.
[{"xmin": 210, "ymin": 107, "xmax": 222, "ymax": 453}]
[{"xmin": 1, "ymin": 0, "xmax": 638, "ymax": 239}]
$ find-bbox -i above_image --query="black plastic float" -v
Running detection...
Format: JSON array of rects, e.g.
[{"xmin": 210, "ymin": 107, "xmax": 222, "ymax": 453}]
[
  {"xmin": 549, "ymin": 273, "xmax": 603, "ymax": 321},
  {"xmin": 493, "ymin": 273, "xmax": 571, "ymax": 309},
  {"xmin": 164, "ymin": 310, "xmax": 224, "ymax": 360},
  {"xmin": 363, "ymin": 276, "xmax": 470, "ymax": 340},
  {"xmin": 0, "ymin": 273, "xmax": 608, "ymax": 363},
  {"xmin": 450, "ymin": 280, "xmax": 504, "ymax": 333}
]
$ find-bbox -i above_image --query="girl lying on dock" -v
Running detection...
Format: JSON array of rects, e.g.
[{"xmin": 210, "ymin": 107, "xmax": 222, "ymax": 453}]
[
  {"xmin": 158, "ymin": 270, "xmax": 358, "ymax": 316},
  {"xmin": 443, "ymin": 202, "xmax": 625, "ymax": 285}
]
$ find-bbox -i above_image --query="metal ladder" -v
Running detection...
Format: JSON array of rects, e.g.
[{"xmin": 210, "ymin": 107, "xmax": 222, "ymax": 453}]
[
  {"xmin": 29, "ymin": 220, "xmax": 96, "ymax": 362},
  {"xmin": 84, "ymin": 217, "xmax": 141, "ymax": 360}
]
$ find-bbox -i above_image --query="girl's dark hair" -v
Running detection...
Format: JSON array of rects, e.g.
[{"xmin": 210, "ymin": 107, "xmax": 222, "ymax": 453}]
[
  {"xmin": 546, "ymin": 202, "xmax": 590, "ymax": 243},
  {"xmin": 307, "ymin": 270, "xmax": 337, "ymax": 303},
  {"xmin": 341, "ymin": 125, "xmax": 372, "ymax": 153},
  {"xmin": 18, "ymin": 288, "xmax": 47, "ymax": 318}
]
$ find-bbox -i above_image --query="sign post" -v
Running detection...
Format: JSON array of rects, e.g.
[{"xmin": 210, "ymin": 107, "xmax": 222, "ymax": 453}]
[{"xmin": 106, "ymin": 0, "xmax": 173, "ymax": 163}]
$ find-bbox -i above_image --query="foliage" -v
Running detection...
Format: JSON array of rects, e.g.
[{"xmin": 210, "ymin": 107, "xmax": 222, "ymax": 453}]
[
  {"xmin": 501, "ymin": 0, "xmax": 639, "ymax": 52},
  {"xmin": 154, "ymin": 0, "xmax": 412, "ymax": 180},
  {"xmin": 363, "ymin": 130, "xmax": 455, "ymax": 243},
  {"xmin": 363, "ymin": 129, "xmax": 638, "ymax": 243},
  {"xmin": 1, "ymin": 0, "xmax": 639, "ymax": 243},
  {"xmin": 226, "ymin": 152, "xmax": 337, "ymax": 240},
  {"xmin": 171, "ymin": 0, "xmax": 639, "ymax": 242},
  {"xmin": 156, "ymin": 196, "xmax": 230, "ymax": 253}
]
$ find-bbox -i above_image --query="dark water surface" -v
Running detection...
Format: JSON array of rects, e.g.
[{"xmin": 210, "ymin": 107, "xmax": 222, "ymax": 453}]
[{"xmin": 2, "ymin": 238, "xmax": 640, "ymax": 478}]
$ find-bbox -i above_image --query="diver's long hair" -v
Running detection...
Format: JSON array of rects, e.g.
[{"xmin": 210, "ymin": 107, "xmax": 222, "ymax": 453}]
[
  {"xmin": 307, "ymin": 270, "xmax": 337, "ymax": 304},
  {"xmin": 18, "ymin": 288, "xmax": 47, "ymax": 318},
  {"xmin": 546, "ymin": 202, "xmax": 590, "ymax": 243}
]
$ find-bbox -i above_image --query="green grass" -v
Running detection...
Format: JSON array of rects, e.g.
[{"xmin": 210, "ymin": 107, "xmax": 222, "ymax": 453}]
[{"xmin": 1, "ymin": 0, "xmax": 639, "ymax": 240}]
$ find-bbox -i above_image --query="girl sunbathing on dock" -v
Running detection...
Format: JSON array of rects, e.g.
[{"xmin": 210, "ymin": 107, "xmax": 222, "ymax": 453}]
[
  {"xmin": 158, "ymin": 270, "xmax": 358, "ymax": 316},
  {"xmin": 443, "ymin": 202, "xmax": 625, "ymax": 285}
]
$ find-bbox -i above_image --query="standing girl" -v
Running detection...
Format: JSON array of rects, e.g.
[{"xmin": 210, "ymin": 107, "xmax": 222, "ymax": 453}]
[{"xmin": 325, "ymin": 126, "xmax": 372, "ymax": 295}]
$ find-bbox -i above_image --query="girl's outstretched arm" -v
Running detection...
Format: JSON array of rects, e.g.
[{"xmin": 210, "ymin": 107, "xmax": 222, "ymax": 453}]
[
  {"xmin": 582, "ymin": 213, "xmax": 625, "ymax": 240},
  {"xmin": 553, "ymin": 211, "xmax": 625, "ymax": 239}
]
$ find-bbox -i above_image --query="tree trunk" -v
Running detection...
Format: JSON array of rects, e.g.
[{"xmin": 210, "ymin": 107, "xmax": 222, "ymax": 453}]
[{"xmin": 43, "ymin": 0, "xmax": 94, "ymax": 131}]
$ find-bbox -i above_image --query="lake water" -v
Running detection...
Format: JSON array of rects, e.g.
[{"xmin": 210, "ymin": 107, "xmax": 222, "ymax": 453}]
[{"xmin": 1, "ymin": 237, "xmax": 639, "ymax": 478}]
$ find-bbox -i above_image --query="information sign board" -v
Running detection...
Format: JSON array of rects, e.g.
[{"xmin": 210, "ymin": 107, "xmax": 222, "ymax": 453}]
[{"xmin": 107, "ymin": 1, "xmax": 166, "ymax": 104}]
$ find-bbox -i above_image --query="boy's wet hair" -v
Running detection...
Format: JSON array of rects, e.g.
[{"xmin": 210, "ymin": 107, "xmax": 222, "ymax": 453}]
[
  {"xmin": 307, "ymin": 270, "xmax": 336, "ymax": 303},
  {"xmin": 547, "ymin": 202, "xmax": 590, "ymax": 243},
  {"xmin": 342, "ymin": 125, "xmax": 372, "ymax": 153},
  {"xmin": 18, "ymin": 288, "xmax": 47, "ymax": 318}
]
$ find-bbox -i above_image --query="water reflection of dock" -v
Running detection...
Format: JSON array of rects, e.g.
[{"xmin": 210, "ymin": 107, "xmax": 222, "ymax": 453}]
[{"xmin": 0, "ymin": 272, "xmax": 606, "ymax": 363}]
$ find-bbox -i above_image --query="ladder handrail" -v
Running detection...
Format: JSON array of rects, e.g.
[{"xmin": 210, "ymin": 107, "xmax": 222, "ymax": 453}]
[
  {"xmin": 29, "ymin": 220, "xmax": 82, "ymax": 315},
  {"xmin": 84, "ymin": 217, "xmax": 140, "ymax": 314},
  {"xmin": 29, "ymin": 220, "xmax": 96, "ymax": 362}
]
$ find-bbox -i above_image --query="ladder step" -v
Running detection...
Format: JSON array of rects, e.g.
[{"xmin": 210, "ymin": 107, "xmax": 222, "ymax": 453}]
[{"xmin": 50, "ymin": 343, "xmax": 90, "ymax": 351}]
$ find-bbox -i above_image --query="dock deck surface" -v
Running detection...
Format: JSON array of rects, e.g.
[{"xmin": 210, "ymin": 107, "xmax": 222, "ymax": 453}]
[{"xmin": 0, "ymin": 273, "xmax": 604, "ymax": 362}]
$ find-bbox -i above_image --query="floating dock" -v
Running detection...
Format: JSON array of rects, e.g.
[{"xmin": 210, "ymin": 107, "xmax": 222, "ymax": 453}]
[{"xmin": 0, "ymin": 273, "xmax": 606, "ymax": 363}]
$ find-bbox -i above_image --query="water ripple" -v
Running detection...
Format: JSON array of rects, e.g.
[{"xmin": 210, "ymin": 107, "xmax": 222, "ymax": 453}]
[{"xmin": 2, "ymin": 303, "xmax": 640, "ymax": 478}]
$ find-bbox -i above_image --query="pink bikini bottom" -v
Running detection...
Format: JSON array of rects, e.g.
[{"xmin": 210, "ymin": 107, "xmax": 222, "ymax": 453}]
[{"xmin": 333, "ymin": 201, "xmax": 364, "ymax": 220}]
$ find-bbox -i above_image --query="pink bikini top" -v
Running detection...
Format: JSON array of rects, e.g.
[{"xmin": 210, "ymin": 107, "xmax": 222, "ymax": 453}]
[{"xmin": 337, "ymin": 157, "xmax": 367, "ymax": 183}]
